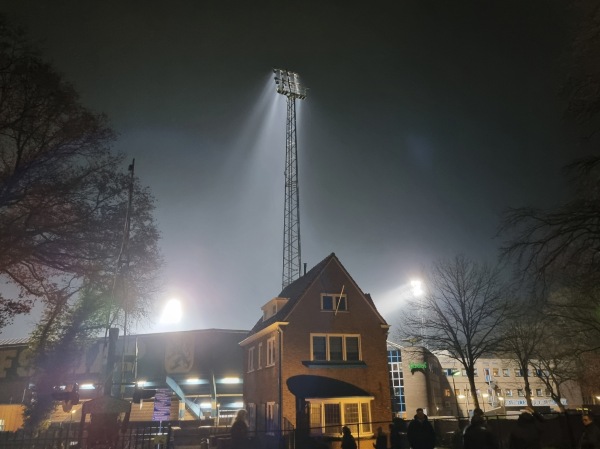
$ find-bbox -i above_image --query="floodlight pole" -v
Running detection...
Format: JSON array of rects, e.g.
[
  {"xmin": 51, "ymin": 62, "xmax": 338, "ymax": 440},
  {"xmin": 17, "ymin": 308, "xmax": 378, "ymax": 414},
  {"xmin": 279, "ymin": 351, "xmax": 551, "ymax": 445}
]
[{"xmin": 273, "ymin": 68, "xmax": 307, "ymax": 289}]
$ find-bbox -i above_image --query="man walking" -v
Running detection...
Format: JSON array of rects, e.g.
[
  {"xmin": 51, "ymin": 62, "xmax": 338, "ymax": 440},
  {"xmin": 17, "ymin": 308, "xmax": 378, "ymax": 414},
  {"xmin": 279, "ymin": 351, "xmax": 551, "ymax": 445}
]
[
  {"xmin": 407, "ymin": 408, "xmax": 436, "ymax": 449},
  {"xmin": 579, "ymin": 414, "xmax": 600, "ymax": 449}
]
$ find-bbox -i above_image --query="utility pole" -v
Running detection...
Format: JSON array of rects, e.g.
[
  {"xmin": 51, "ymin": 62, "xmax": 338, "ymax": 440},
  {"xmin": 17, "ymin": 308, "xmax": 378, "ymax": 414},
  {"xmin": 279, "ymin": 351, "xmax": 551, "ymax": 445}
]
[{"xmin": 272, "ymin": 68, "xmax": 307, "ymax": 289}]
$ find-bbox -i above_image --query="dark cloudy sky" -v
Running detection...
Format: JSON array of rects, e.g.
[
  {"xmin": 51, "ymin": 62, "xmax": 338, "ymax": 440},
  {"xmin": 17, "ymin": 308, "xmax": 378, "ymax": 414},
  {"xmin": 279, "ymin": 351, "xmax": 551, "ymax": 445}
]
[{"xmin": 0, "ymin": 0, "xmax": 589, "ymax": 338}]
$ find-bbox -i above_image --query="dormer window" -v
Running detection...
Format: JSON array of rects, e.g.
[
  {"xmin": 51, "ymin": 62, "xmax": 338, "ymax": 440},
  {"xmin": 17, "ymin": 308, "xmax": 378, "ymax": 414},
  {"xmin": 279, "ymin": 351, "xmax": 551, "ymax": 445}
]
[
  {"xmin": 261, "ymin": 297, "xmax": 289, "ymax": 321},
  {"xmin": 321, "ymin": 293, "xmax": 347, "ymax": 312}
]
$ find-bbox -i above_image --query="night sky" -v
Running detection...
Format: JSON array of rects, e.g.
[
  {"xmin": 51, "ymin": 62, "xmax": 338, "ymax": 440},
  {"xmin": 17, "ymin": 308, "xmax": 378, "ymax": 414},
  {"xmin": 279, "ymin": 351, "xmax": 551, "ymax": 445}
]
[{"xmin": 0, "ymin": 0, "xmax": 590, "ymax": 338}]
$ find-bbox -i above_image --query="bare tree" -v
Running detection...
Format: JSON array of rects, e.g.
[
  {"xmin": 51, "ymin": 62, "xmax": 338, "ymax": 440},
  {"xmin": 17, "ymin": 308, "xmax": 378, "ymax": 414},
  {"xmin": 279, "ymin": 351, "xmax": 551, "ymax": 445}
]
[
  {"xmin": 0, "ymin": 18, "xmax": 162, "ymax": 333},
  {"xmin": 0, "ymin": 18, "xmax": 162, "ymax": 428},
  {"xmin": 530, "ymin": 332, "xmax": 582, "ymax": 414},
  {"xmin": 401, "ymin": 254, "xmax": 512, "ymax": 409},
  {"xmin": 502, "ymin": 158, "xmax": 600, "ymax": 352},
  {"xmin": 497, "ymin": 307, "xmax": 546, "ymax": 408}
]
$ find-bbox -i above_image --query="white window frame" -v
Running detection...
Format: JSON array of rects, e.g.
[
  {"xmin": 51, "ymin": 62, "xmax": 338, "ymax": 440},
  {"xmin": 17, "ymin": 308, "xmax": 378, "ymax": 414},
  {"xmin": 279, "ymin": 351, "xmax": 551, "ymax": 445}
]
[
  {"xmin": 320, "ymin": 293, "xmax": 348, "ymax": 312},
  {"xmin": 310, "ymin": 334, "xmax": 361, "ymax": 361},
  {"xmin": 306, "ymin": 397, "xmax": 373, "ymax": 436},
  {"xmin": 266, "ymin": 337, "xmax": 276, "ymax": 367},
  {"xmin": 257, "ymin": 342, "xmax": 263, "ymax": 370},
  {"xmin": 247, "ymin": 347, "xmax": 255, "ymax": 372},
  {"xmin": 266, "ymin": 402, "xmax": 278, "ymax": 435}
]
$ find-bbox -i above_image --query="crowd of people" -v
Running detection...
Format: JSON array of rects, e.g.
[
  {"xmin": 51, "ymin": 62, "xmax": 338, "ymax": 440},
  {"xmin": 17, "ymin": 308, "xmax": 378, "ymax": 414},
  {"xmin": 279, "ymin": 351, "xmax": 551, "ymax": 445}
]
[{"xmin": 230, "ymin": 406, "xmax": 600, "ymax": 449}]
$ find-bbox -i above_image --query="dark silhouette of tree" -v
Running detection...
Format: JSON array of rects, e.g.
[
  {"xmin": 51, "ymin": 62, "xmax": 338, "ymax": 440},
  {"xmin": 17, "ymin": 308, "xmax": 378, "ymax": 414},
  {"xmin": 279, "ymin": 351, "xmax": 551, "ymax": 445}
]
[
  {"xmin": 401, "ymin": 254, "xmax": 512, "ymax": 409},
  {"xmin": 497, "ymin": 306, "xmax": 547, "ymax": 408},
  {"xmin": 561, "ymin": 0, "xmax": 600, "ymax": 141},
  {"xmin": 530, "ymin": 330, "xmax": 581, "ymax": 414},
  {"xmin": 0, "ymin": 18, "xmax": 162, "ymax": 428},
  {"xmin": 502, "ymin": 158, "xmax": 600, "ymax": 351},
  {"xmin": 0, "ymin": 17, "xmax": 161, "ymax": 331}
]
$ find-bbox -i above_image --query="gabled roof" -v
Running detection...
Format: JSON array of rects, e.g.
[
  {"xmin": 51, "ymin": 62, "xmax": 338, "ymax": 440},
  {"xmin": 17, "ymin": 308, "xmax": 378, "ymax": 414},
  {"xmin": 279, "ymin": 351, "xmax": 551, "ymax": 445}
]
[{"xmin": 247, "ymin": 252, "xmax": 387, "ymax": 337}]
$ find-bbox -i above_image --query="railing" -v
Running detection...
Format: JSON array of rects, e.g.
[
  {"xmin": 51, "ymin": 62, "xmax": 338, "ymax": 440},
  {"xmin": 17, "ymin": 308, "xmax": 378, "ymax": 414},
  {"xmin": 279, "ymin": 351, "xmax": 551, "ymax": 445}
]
[{"xmin": 0, "ymin": 422, "xmax": 172, "ymax": 449}]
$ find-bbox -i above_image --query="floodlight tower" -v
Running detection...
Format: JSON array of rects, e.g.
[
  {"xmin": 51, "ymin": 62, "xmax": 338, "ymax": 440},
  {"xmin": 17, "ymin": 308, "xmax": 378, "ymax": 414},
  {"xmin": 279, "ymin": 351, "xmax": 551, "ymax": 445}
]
[{"xmin": 273, "ymin": 68, "xmax": 307, "ymax": 289}]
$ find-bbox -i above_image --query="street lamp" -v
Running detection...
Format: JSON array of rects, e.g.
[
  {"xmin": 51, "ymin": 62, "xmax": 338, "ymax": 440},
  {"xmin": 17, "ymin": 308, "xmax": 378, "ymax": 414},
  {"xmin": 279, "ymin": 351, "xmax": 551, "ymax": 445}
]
[
  {"xmin": 498, "ymin": 396, "xmax": 505, "ymax": 415},
  {"xmin": 451, "ymin": 370, "xmax": 461, "ymax": 417},
  {"xmin": 458, "ymin": 392, "xmax": 470, "ymax": 416},
  {"xmin": 481, "ymin": 393, "xmax": 489, "ymax": 412}
]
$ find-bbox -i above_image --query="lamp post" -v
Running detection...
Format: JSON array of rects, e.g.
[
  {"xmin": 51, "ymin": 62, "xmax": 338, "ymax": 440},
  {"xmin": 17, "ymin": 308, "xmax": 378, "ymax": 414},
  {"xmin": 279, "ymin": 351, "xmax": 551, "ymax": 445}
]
[
  {"xmin": 481, "ymin": 393, "xmax": 489, "ymax": 412},
  {"xmin": 458, "ymin": 392, "xmax": 470, "ymax": 416},
  {"xmin": 451, "ymin": 370, "xmax": 461, "ymax": 417},
  {"xmin": 498, "ymin": 396, "xmax": 505, "ymax": 415}
]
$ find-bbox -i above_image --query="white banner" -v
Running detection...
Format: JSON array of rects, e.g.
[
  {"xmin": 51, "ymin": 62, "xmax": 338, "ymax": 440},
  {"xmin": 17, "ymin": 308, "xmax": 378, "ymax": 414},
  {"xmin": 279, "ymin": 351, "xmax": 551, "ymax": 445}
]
[{"xmin": 505, "ymin": 398, "xmax": 567, "ymax": 407}]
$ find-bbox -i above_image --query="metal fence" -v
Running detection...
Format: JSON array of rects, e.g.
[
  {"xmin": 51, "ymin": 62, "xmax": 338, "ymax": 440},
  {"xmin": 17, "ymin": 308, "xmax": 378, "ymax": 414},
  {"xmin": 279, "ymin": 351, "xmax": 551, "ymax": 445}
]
[
  {"xmin": 0, "ymin": 422, "xmax": 173, "ymax": 449},
  {"xmin": 0, "ymin": 413, "xmax": 592, "ymax": 449}
]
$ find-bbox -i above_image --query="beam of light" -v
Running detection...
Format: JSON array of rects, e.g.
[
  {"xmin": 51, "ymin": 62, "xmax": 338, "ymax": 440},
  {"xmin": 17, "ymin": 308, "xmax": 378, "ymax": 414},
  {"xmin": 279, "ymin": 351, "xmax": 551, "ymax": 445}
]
[
  {"xmin": 374, "ymin": 278, "xmax": 426, "ymax": 318},
  {"xmin": 160, "ymin": 298, "xmax": 182, "ymax": 324}
]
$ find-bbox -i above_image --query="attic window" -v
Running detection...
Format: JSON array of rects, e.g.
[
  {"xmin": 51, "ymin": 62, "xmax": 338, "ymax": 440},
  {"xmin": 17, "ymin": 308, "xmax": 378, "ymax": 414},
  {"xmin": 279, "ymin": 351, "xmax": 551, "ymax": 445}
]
[{"xmin": 321, "ymin": 294, "xmax": 347, "ymax": 312}]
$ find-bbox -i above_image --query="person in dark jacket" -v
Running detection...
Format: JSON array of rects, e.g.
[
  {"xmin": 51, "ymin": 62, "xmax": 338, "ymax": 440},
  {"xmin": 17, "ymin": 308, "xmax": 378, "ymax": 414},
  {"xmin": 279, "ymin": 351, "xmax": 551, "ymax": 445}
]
[
  {"xmin": 579, "ymin": 414, "xmax": 600, "ymax": 449},
  {"xmin": 463, "ymin": 415, "xmax": 498, "ymax": 449},
  {"xmin": 407, "ymin": 408, "xmax": 435, "ymax": 449},
  {"xmin": 374, "ymin": 426, "xmax": 388, "ymax": 449},
  {"xmin": 509, "ymin": 410, "xmax": 542, "ymax": 449},
  {"xmin": 230, "ymin": 409, "xmax": 249, "ymax": 449},
  {"xmin": 342, "ymin": 426, "xmax": 358, "ymax": 449},
  {"xmin": 390, "ymin": 417, "xmax": 408, "ymax": 449}
]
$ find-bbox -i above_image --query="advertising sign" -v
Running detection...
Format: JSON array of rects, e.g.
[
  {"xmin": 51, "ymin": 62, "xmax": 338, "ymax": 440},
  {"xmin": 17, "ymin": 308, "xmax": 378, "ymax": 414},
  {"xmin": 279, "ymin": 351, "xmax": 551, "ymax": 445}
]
[{"xmin": 152, "ymin": 388, "xmax": 172, "ymax": 422}]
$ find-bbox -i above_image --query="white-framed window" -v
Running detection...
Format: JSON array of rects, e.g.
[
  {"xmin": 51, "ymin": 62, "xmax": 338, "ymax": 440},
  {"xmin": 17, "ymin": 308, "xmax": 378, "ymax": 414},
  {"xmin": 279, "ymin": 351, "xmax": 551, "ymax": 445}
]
[
  {"xmin": 506, "ymin": 389, "xmax": 513, "ymax": 397},
  {"xmin": 266, "ymin": 402, "xmax": 279, "ymax": 435},
  {"xmin": 248, "ymin": 347, "xmax": 255, "ymax": 372},
  {"xmin": 536, "ymin": 388, "xmax": 543, "ymax": 397},
  {"xmin": 266, "ymin": 337, "xmax": 276, "ymax": 366},
  {"xmin": 321, "ymin": 293, "xmax": 347, "ymax": 312},
  {"xmin": 517, "ymin": 389, "xmax": 525, "ymax": 397},
  {"xmin": 247, "ymin": 403, "xmax": 256, "ymax": 431},
  {"xmin": 257, "ymin": 342, "xmax": 263, "ymax": 370},
  {"xmin": 503, "ymin": 368, "xmax": 510, "ymax": 377},
  {"xmin": 307, "ymin": 397, "xmax": 372, "ymax": 435},
  {"xmin": 311, "ymin": 334, "xmax": 361, "ymax": 361}
]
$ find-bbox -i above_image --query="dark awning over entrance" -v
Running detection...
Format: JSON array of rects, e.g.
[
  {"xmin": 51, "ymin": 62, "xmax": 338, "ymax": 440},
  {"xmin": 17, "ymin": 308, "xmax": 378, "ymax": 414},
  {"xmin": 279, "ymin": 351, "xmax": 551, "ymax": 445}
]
[{"xmin": 286, "ymin": 375, "xmax": 372, "ymax": 398}]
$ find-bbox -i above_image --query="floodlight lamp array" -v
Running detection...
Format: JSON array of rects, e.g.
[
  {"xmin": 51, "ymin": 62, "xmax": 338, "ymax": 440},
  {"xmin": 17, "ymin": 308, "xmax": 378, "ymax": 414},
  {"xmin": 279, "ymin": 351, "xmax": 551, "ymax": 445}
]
[{"xmin": 273, "ymin": 68, "xmax": 307, "ymax": 99}]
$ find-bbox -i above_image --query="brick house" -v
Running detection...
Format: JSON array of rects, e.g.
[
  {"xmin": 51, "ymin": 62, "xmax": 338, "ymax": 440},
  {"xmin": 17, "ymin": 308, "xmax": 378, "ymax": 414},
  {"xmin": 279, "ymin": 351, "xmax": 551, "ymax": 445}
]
[{"xmin": 240, "ymin": 253, "xmax": 391, "ymax": 440}]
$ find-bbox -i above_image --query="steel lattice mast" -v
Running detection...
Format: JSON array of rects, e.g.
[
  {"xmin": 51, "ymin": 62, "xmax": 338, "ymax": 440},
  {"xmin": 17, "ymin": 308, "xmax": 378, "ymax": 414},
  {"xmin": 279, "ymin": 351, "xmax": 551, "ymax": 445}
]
[{"xmin": 273, "ymin": 68, "xmax": 307, "ymax": 289}]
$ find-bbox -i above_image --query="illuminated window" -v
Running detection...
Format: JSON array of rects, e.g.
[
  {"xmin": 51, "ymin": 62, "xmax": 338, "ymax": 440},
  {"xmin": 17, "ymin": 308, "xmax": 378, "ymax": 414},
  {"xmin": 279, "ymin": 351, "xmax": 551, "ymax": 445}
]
[
  {"xmin": 266, "ymin": 337, "xmax": 276, "ymax": 366},
  {"xmin": 444, "ymin": 389, "xmax": 451, "ymax": 397},
  {"xmin": 311, "ymin": 334, "xmax": 361, "ymax": 361},
  {"xmin": 308, "ymin": 398, "xmax": 372, "ymax": 435},
  {"xmin": 321, "ymin": 294, "xmax": 347, "ymax": 312},
  {"xmin": 492, "ymin": 368, "xmax": 499, "ymax": 376}
]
